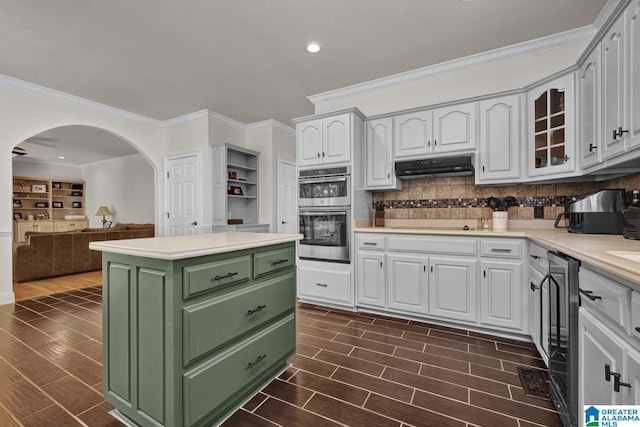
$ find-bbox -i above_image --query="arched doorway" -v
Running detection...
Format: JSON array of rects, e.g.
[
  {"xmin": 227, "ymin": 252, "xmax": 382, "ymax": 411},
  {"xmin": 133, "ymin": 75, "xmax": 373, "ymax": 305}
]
[{"xmin": 10, "ymin": 125, "xmax": 157, "ymax": 299}]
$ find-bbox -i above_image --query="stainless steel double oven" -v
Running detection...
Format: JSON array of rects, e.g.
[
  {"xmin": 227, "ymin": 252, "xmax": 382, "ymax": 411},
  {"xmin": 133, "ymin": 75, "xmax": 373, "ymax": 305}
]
[{"xmin": 298, "ymin": 166, "xmax": 351, "ymax": 263}]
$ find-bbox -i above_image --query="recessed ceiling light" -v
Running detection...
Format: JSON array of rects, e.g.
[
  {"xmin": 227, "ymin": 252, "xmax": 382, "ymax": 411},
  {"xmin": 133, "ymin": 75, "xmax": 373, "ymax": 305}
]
[
  {"xmin": 58, "ymin": 156, "xmax": 65, "ymax": 159},
  {"xmin": 306, "ymin": 42, "xmax": 321, "ymax": 54}
]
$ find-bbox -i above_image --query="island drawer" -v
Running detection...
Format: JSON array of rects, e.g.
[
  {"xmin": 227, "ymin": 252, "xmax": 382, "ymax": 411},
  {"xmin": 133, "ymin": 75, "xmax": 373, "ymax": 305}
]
[
  {"xmin": 253, "ymin": 247, "xmax": 295, "ymax": 278},
  {"xmin": 183, "ymin": 255, "xmax": 251, "ymax": 299},
  {"xmin": 579, "ymin": 267, "xmax": 631, "ymax": 332},
  {"xmin": 356, "ymin": 234, "xmax": 386, "ymax": 250},
  {"xmin": 182, "ymin": 272, "xmax": 295, "ymax": 365},
  {"xmin": 387, "ymin": 235, "xmax": 477, "ymax": 255},
  {"xmin": 480, "ymin": 239, "xmax": 522, "ymax": 258},
  {"xmin": 183, "ymin": 314, "xmax": 295, "ymax": 426}
]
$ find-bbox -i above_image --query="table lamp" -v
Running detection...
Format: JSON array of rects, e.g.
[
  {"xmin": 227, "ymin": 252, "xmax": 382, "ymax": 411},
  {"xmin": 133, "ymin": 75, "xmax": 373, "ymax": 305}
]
[{"xmin": 95, "ymin": 206, "xmax": 113, "ymax": 228}]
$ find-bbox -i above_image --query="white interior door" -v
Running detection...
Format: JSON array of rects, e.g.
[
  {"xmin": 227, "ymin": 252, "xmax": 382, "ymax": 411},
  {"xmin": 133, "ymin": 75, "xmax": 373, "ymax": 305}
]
[
  {"xmin": 166, "ymin": 153, "xmax": 199, "ymax": 236},
  {"xmin": 277, "ymin": 158, "xmax": 297, "ymax": 234}
]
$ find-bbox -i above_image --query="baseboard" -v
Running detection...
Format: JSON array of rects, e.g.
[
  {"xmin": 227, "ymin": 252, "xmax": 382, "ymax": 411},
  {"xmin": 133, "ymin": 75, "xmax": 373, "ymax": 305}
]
[{"xmin": 0, "ymin": 291, "xmax": 15, "ymax": 306}]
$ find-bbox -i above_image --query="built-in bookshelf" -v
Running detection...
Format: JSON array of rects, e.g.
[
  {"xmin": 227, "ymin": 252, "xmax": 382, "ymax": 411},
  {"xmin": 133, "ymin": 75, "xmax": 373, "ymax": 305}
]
[{"xmin": 12, "ymin": 176, "xmax": 86, "ymax": 222}]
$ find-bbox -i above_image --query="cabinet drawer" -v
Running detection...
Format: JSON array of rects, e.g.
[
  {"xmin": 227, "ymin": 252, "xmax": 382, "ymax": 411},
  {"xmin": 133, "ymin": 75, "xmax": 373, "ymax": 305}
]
[
  {"xmin": 356, "ymin": 234, "xmax": 386, "ymax": 250},
  {"xmin": 253, "ymin": 246, "xmax": 295, "ymax": 278},
  {"xmin": 387, "ymin": 235, "xmax": 477, "ymax": 255},
  {"xmin": 631, "ymin": 291, "xmax": 640, "ymax": 340},
  {"xmin": 579, "ymin": 267, "xmax": 631, "ymax": 332},
  {"xmin": 298, "ymin": 266, "xmax": 352, "ymax": 305},
  {"xmin": 183, "ymin": 314, "xmax": 295, "ymax": 426},
  {"xmin": 529, "ymin": 243, "xmax": 549, "ymax": 272},
  {"xmin": 183, "ymin": 255, "xmax": 251, "ymax": 299},
  {"xmin": 480, "ymin": 239, "xmax": 522, "ymax": 258},
  {"xmin": 183, "ymin": 272, "xmax": 295, "ymax": 365}
]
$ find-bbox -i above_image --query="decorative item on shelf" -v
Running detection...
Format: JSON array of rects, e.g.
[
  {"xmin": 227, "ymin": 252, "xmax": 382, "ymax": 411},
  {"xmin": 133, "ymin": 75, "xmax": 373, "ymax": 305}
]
[
  {"xmin": 27, "ymin": 214, "xmax": 33, "ymax": 220},
  {"xmin": 35, "ymin": 201, "xmax": 48, "ymax": 208},
  {"xmin": 13, "ymin": 213, "xmax": 22, "ymax": 220},
  {"xmin": 52, "ymin": 201, "xmax": 63, "ymax": 208},
  {"xmin": 72, "ymin": 201, "xmax": 82, "ymax": 208},
  {"xmin": 13, "ymin": 200, "xmax": 21, "ymax": 208},
  {"xmin": 71, "ymin": 183, "xmax": 83, "ymax": 190},
  {"xmin": 95, "ymin": 205, "xmax": 113, "ymax": 228},
  {"xmin": 37, "ymin": 213, "xmax": 49, "ymax": 220},
  {"xmin": 70, "ymin": 190, "xmax": 82, "ymax": 196},
  {"xmin": 228, "ymin": 186, "xmax": 243, "ymax": 196},
  {"xmin": 228, "ymin": 171, "xmax": 237, "ymax": 180},
  {"xmin": 228, "ymin": 219, "xmax": 243, "ymax": 225},
  {"xmin": 52, "ymin": 182, "xmax": 62, "ymax": 189},
  {"xmin": 32, "ymin": 184, "xmax": 46, "ymax": 193}
]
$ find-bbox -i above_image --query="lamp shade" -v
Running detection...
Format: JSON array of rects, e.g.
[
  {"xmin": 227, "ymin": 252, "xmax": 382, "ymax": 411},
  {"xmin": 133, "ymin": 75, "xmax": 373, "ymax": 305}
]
[{"xmin": 94, "ymin": 206, "xmax": 113, "ymax": 216}]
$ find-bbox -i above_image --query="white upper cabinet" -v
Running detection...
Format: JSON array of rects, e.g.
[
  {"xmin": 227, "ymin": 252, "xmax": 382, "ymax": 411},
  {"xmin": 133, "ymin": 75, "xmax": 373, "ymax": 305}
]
[
  {"xmin": 602, "ymin": 14, "xmax": 627, "ymax": 160},
  {"xmin": 579, "ymin": 46, "xmax": 602, "ymax": 169},
  {"xmin": 627, "ymin": 0, "xmax": 640, "ymax": 151},
  {"xmin": 432, "ymin": 103, "xmax": 477, "ymax": 154},
  {"xmin": 394, "ymin": 110, "xmax": 433, "ymax": 158},
  {"xmin": 297, "ymin": 113, "xmax": 351, "ymax": 167},
  {"xmin": 476, "ymin": 95, "xmax": 521, "ymax": 183},
  {"xmin": 365, "ymin": 117, "xmax": 400, "ymax": 190},
  {"xmin": 527, "ymin": 73, "xmax": 576, "ymax": 178},
  {"xmin": 394, "ymin": 102, "xmax": 476, "ymax": 159}
]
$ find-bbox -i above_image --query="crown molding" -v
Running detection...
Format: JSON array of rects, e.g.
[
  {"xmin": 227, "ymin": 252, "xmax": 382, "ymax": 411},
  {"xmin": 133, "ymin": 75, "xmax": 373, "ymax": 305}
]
[
  {"xmin": 162, "ymin": 109, "xmax": 209, "ymax": 127},
  {"xmin": 307, "ymin": 26, "xmax": 596, "ymax": 105},
  {"xmin": 207, "ymin": 110, "xmax": 248, "ymax": 131},
  {"xmin": 0, "ymin": 73, "xmax": 163, "ymax": 127},
  {"xmin": 246, "ymin": 119, "xmax": 295, "ymax": 136},
  {"xmin": 594, "ymin": 0, "xmax": 626, "ymax": 30}
]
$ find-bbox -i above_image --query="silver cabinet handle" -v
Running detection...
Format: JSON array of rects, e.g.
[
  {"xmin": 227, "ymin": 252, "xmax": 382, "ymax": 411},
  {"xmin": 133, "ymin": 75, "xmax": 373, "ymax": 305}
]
[
  {"xmin": 271, "ymin": 259, "xmax": 289, "ymax": 266},
  {"xmin": 213, "ymin": 272, "xmax": 239, "ymax": 281},
  {"xmin": 491, "ymin": 248, "xmax": 512, "ymax": 253},
  {"xmin": 247, "ymin": 354, "xmax": 266, "ymax": 369},
  {"xmin": 247, "ymin": 305, "xmax": 267, "ymax": 315},
  {"xmin": 363, "ymin": 242, "xmax": 377, "ymax": 246}
]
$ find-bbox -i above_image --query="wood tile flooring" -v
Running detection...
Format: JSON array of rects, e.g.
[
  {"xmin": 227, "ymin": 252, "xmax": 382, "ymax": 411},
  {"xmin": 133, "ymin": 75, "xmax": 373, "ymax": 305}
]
[{"xmin": 0, "ymin": 285, "xmax": 560, "ymax": 426}]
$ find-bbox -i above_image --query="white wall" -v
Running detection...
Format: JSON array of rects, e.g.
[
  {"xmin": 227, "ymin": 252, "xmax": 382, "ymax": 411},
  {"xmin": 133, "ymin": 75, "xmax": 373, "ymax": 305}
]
[
  {"xmin": 311, "ymin": 41, "xmax": 590, "ymax": 117},
  {"xmin": 12, "ymin": 159, "xmax": 83, "ymax": 180},
  {"xmin": 83, "ymin": 154, "xmax": 154, "ymax": 227}
]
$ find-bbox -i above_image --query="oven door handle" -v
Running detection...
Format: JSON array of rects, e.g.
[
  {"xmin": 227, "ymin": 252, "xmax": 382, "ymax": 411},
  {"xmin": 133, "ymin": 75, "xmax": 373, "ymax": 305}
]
[
  {"xmin": 299, "ymin": 211, "xmax": 347, "ymax": 217},
  {"xmin": 299, "ymin": 177, "xmax": 347, "ymax": 184},
  {"xmin": 548, "ymin": 273, "xmax": 562, "ymax": 360}
]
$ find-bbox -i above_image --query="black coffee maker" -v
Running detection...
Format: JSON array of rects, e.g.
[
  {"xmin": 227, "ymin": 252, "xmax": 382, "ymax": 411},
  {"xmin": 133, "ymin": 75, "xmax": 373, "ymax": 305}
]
[{"xmin": 554, "ymin": 189, "xmax": 627, "ymax": 234}]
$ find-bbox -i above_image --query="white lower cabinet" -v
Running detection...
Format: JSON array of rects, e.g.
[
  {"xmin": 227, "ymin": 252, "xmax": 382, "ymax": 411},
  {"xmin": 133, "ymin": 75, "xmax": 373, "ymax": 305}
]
[
  {"xmin": 428, "ymin": 257, "xmax": 477, "ymax": 322},
  {"xmin": 357, "ymin": 251, "xmax": 386, "ymax": 308},
  {"xmin": 387, "ymin": 253, "xmax": 428, "ymax": 314},
  {"xmin": 480, "ymin": 260, "xmax": 523, "ymax": 330}
]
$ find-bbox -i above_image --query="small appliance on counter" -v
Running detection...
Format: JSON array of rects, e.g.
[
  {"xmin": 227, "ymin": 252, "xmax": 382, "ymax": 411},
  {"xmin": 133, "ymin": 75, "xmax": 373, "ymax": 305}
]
[
  {"xmin": 623, "ymin": 190, "xmax": 640, "ymax": 239},
  {"xmin": 554, "ymin": 189, "xmax": 627, "ymax": 234}
]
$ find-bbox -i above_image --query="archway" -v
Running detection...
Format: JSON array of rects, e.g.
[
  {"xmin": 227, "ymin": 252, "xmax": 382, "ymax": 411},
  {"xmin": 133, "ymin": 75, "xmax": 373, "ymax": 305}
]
[{"xmin": 9, "ymin": 124, "xmax": 158, "ymax": 300}]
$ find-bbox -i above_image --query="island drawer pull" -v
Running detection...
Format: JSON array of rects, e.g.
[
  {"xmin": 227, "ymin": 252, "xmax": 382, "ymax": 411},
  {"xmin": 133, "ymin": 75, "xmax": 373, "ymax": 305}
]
[
  {"xmin": 579, "ymin": 289, "xmax": 602, "ymax": 301},
  {"xmin": 213, "ymin": 272, "xmax": 239, "ymax": 281},
  {"xmin": 247, "ymin": 305, "xmax": 267, "ymax": 315},
  {"xmin": 316, "ymin": 282, "xmax": 328, "ymax": 287},
  {"xmin": 491, "ymin": 248, "xmax": 512, "ymax": 253},
  {"xmin": 271, "ymin": 259, "xmax": 289, "ymax": 266},
  {"xmin": 247, "ymin": 354, "xmax": 267, "ymax": 369}
]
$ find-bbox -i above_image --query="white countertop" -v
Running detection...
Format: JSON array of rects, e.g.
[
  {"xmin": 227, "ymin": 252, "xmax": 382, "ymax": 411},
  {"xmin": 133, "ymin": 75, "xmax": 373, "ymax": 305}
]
[
  {"xmin": 355, "ymin": 225, "xmax": 640, "ymax": 286},
  {"xmin": 89, "ymin": 232, "xmax": 302, "ymax": 260}
]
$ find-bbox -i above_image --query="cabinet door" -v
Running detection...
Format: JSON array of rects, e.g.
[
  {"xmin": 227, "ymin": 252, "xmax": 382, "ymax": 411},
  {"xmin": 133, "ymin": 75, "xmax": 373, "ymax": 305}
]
[
  {"xmin": 387, "ymin": 253, "xmax": 427, "ymax": 314},
  {"xmin": 322, "ymin": 114, "xmax": 351, "ymax": 165},
  {"xmin": 480, "ymin": 260, "xmax": 523, "ymax": 330},
  {"xmin": 579, "ymin": 309, "xmax": 624, "ymax": 420},
  {"xmin": 624, "ymin": 348, "xmax": 640, "ymax": 404},
  {"xmin": 35, "ymin": 221, "xmax": 54, "ymax": 233},
  {"xmin": 433, "ymin": 103, "xmax": 477, "ymax": 154},
  {"xmin": 628, "ymin": 0, "xmax": 640, "ymax": 151},
  {"xmin": 357, "ymin": 251, "xmax": 386, "ymax": 308},
  {"xmin": 579, "ymin": 46, "xmax": 602, "ymax": 169},
  {"xmin": 428, "ymin": 256, "xmax": 477, "ymax": 322},
  {"xmin": 366, "ymin": 118, "xmax": 399, "ymax": 190},
  {"xmin": 528, "ymin": 74, "xmax": 575, "ymax": 177},
  {"xmin": 393, "ymin": 111, "xmax": 432, "ymax": 158},
  {"xmin": 528, "ymin": 267, "xmax": 543, "ymax": 361},
  {"xmin": 477, "ymin": 95, "xmax": 520, "ymax": 182},
  {"xmin": 297, "ymin": 119, "xmax": 323, "ymax": 167},
  {"xmin": 602, "ymin": 15, "xmax": 627, "ymax": 159}
]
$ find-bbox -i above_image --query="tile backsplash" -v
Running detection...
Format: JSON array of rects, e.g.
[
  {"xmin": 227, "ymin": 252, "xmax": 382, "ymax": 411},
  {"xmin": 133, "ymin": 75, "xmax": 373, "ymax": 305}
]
[{"xmin": 371, "ymin": 173, "xmax": 640, "ymax": 220}]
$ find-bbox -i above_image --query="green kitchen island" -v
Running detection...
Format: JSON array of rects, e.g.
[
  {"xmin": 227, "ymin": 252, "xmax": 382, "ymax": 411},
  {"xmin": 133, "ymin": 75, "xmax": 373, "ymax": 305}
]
[{"xmin": 90, "ymin": 231, "xmax": 302, "ymax": 427}]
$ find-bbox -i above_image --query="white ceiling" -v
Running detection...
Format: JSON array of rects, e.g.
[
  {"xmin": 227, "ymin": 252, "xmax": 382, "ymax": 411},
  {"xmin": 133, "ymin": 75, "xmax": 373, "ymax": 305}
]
[{"xmin": 1, "ymin": 0, "xmax": 607, "ymax": 127}]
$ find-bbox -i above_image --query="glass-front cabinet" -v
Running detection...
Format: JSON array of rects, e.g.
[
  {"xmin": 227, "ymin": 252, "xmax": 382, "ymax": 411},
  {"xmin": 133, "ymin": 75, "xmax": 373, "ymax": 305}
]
[{"xmin": 527, "ymin": 74, "xmax": 575, "ymax": 177}]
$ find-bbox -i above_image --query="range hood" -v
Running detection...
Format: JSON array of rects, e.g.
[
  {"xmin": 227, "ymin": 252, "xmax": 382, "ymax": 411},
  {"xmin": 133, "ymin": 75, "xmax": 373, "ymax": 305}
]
[{"xmin": 395, "ymin": 155, "xmax": 474, "ymax": 179}]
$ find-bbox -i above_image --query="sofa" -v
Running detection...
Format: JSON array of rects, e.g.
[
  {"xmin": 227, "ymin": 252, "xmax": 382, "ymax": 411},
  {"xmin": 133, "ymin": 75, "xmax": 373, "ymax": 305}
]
[{"xmin": 12, "ymin": 223, "xmax": 154, "ymax": 283}]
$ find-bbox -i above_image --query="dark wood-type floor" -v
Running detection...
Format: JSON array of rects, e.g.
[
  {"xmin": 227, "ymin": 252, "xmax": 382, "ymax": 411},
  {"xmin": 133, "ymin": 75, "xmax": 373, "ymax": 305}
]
[{"xmin": 0, "ymin": 286, "xmax": 561, "ymax": 426}]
